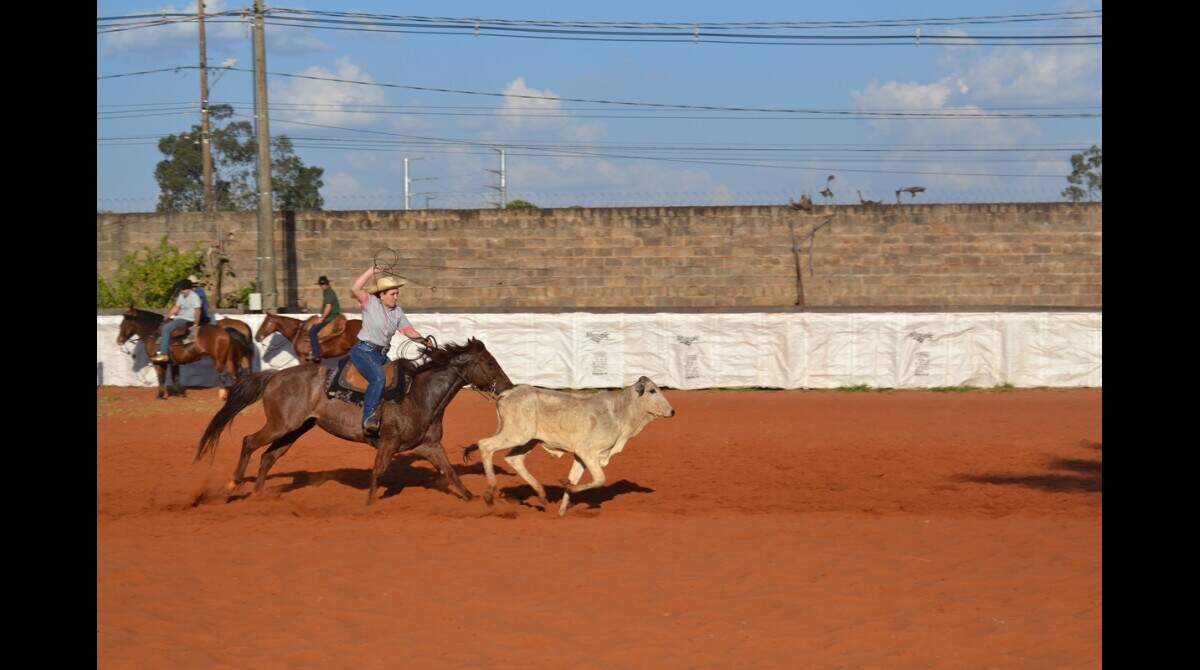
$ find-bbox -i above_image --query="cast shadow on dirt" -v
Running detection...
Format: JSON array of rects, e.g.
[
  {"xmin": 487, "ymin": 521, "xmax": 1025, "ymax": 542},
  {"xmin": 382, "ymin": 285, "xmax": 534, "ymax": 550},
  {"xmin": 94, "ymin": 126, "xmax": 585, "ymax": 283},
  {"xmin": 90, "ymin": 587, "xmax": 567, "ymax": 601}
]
[
  {"xmin": 230, "ymin": 454, "xmax": 482, "ymax": 501},
  {"xmin": 230, "ymin": 457, "xmax": 656, "ymax": 508},
  {"xmin": 499, "ymin": 480, "xmax": 656, "ymax": 510},
  {"xmin": 950, "ymin": 443, "xmax": 1102, "ymax": 493},
  {"xmin": 454, "ymin": 460, "xmax": 656, "ymax": 509}
]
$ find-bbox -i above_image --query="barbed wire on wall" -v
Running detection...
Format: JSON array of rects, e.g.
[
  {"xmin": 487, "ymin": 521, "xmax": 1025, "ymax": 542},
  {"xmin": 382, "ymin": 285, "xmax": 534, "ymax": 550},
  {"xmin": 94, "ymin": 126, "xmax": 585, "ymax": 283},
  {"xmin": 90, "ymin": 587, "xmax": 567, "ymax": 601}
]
[{"xmin": 97, "ymin": 185, "xmax": 1098, "ymax": 213}]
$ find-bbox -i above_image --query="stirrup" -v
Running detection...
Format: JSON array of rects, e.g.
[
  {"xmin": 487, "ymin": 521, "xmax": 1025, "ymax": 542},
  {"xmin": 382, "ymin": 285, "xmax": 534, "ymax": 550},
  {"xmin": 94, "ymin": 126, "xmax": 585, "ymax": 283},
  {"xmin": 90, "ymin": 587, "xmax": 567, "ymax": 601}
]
[{"xmin": 363, "ymin": 416, "xmax": 381, "ymax": 436}]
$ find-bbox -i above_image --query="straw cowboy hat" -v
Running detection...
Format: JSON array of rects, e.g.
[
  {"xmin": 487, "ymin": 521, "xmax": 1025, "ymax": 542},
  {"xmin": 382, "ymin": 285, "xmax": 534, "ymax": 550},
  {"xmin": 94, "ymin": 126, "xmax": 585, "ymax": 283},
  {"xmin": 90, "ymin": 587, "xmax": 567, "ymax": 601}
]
[{"xmin": 370, "ymin": 275, "xmax": 406, "ymax": 293}]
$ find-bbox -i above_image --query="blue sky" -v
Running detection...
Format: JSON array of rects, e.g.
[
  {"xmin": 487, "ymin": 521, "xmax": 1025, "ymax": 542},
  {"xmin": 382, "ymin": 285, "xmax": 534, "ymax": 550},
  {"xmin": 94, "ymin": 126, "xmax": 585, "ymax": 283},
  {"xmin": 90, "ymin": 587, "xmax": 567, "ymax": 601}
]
[{"xmin": 97, "ymin": 1, "xmax": 1102, "ymax": 211}]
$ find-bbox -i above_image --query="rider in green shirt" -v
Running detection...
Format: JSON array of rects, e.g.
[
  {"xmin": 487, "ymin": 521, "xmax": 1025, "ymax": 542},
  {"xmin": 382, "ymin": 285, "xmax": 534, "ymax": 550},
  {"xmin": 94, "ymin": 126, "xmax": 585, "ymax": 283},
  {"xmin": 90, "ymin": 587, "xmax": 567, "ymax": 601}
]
[{"xmin": 308, "ymin": 275, "xmax": 342, "ymax": 363}]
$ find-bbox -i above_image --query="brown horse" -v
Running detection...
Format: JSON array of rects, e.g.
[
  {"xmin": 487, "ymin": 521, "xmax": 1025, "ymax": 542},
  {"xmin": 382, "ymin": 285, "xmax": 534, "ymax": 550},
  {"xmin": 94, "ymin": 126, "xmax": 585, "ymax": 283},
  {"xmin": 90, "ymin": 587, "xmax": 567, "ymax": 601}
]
[
  {"xmin": 116, "ymin": 309, "xmax": 254, "ymax": 400},
  {"xmin": 255, "ymin": 313, "xmax": 363, "ymax": 360},
  {"xmin": 196, "ymin": 338, "xmax": 514, "ymax": 505}
]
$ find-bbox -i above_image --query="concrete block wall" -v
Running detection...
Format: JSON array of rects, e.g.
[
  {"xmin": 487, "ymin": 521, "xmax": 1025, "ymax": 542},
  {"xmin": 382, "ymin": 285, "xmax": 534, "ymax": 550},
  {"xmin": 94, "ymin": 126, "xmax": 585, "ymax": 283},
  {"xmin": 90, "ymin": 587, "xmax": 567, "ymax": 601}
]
[{"xmin": 96, "ymin": 203, "xmax": 1101, "ymax": 311}]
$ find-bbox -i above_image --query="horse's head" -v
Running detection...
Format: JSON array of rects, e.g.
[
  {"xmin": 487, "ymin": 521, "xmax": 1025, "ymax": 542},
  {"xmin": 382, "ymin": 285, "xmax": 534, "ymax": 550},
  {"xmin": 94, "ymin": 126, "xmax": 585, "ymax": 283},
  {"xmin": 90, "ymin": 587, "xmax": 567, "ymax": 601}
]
[
  {"xmin": 450, "ymin": 338, "xmax": 514, "ymax": 394},
  {"xmin": 254, "ymin": 315, "xmax": 277, "ymax": 343},
  {"xmin": 116, "ymin": 309, "xmax": 161, "ymax": 346}
]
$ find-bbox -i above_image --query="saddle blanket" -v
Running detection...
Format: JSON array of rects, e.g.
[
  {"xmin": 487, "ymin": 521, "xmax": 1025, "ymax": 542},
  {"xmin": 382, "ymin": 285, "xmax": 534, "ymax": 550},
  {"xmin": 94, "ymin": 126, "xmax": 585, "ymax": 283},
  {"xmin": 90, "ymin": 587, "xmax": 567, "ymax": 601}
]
[{"xmin": 324, "ymin": 357, "xmax": 409, "ymax": 408}]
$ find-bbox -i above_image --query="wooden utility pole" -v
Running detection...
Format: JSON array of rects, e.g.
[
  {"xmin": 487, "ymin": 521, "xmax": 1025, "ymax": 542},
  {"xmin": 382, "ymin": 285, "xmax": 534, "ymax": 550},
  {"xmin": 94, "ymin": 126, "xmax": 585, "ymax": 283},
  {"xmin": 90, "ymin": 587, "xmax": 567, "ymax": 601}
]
[
  {"xmin": 252, "ymin": 0, "xmax": 277, "ymax": 311},
  {"xmin": 198, "ymin": 1, "xmax": 215, "ymax": 212}
]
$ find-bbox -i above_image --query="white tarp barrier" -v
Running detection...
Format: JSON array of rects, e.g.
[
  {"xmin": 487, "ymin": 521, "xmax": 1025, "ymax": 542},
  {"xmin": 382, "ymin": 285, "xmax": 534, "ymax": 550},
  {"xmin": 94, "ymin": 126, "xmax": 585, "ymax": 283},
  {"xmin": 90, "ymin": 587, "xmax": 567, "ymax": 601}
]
[{"xmin": 96, "ymin": 312, "xmax": 1101, "ymax": 389}]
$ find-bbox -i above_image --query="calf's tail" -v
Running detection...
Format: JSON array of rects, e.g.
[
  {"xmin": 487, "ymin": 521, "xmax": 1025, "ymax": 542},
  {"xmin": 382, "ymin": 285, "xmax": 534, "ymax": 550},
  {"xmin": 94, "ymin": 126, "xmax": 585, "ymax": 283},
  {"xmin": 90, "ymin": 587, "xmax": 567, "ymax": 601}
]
[{"xmin": 462, "ymin": 443, "xmax": 480, "ymax": 463}]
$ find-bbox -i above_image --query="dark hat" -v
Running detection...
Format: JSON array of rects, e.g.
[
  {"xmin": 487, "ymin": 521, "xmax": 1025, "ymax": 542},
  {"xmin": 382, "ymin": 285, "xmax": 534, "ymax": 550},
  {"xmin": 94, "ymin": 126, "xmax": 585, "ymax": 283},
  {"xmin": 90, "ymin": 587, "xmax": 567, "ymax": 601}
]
[{"xmin": 317, "ymin": 275, "xmax": 330, "ymax": 285}]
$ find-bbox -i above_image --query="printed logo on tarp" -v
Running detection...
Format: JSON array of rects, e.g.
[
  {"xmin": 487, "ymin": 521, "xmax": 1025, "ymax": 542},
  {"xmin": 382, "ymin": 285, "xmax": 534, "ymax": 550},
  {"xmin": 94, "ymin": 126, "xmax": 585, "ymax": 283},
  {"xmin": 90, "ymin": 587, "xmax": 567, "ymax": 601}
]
[
  {"xmin": 585, "ymin": 331, "xmax": 610, "ymax": 344},
  {"xmin": 914, "ymin": 351, "xmax": 931, "ymax": 376},
  {"xmin": 675, "ymin": 335, "xmax": 699, "ymax": 347},
  {"xmin": 909, "ymin": 331, "xmax": 935, "ymax": 344},
  {"xmin": 592, "ymin": 352, "xmax": 608, "ymax": 376}
]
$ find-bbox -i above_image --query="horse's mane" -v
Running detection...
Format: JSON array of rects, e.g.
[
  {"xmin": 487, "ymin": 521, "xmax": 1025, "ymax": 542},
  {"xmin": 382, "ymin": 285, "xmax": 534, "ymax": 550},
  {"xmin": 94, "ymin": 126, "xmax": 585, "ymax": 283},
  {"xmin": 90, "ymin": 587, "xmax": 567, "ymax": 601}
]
[
  {"xmin": 397, "ymin": 337, "xmax": 484, "ymax": 375},
  {"xmin": 123, "ymin": 308, "xmax": 164, "ymax": 325}
]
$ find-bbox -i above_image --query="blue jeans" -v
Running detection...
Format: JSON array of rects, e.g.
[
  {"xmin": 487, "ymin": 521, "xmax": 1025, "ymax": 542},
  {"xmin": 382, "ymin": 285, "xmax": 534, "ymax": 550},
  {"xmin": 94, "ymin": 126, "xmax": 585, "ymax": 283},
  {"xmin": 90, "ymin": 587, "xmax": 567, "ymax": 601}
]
[
  {"xmin": 349, "ymin": 341, "xmax": 389, "ymax": 425},
  {"xmin": 308, "ymin": 317, "xmax": 334, "ymax": 359},
  {"xmin": 159, "ymin": 318, "xmax": 192, "ymax": 355}
]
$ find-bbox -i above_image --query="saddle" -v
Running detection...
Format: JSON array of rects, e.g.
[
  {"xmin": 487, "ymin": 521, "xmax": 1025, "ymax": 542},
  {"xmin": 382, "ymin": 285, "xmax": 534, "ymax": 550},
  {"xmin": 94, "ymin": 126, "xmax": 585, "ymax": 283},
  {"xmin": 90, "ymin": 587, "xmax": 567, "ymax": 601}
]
[
  {"xmin": 325, "ymin": 357, "xmax": 410, "ymax": 408},
  {"xmin": 303, "ymin": 314, "xmax": 347, "ymax": 342},
  {"xmin": 165, "ymin": 323, "xmax": 200, "ymax": 345}
]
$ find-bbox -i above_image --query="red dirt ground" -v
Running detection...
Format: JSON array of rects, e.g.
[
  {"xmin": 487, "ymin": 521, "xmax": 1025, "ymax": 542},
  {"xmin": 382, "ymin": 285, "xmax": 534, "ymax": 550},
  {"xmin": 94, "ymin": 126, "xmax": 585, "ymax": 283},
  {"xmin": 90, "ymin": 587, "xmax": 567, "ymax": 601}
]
[{"xmin": 97, "ymin": 386, "xmax": 1101, "ymax": 669}]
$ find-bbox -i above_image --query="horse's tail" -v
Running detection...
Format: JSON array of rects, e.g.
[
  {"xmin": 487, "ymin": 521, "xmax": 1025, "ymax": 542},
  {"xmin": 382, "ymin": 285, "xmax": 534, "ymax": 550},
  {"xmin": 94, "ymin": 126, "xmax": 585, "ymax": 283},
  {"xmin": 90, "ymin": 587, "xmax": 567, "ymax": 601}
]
[
  {"xmin": 225, "ymin": 327, "xmax": 253, "ymax": 372},
  {"xmin": 226, "ymin": 327, "xmax": 251, "ymax": 357},
  {"xmin": 462, "ymin": 443, "xmax": 479, "ymax": 463},
  {"xmin": 195, "ymin": 370, "xmax": 277, "ymax": 463}
]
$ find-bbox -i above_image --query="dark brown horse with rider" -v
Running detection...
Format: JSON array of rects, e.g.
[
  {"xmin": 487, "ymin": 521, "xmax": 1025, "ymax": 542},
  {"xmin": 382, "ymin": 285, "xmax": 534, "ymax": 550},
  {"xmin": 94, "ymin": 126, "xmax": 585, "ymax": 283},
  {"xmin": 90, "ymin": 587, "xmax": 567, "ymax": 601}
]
[
  {"xmin": 196, "ymin": 338, "xmax": 513, "ymax": 504},
  {"xmin": 116, "ymin": 309, "xmax": 254, "ymax": 400}
]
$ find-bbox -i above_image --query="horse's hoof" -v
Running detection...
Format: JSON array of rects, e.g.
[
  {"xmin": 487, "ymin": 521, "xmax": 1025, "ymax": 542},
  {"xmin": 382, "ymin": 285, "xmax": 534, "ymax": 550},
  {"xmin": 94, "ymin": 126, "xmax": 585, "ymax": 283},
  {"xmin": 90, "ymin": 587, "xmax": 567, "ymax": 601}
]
[
  {"xmin": 482, "ymin": 490, "xmax": 494, "ymax": 506},
  {"xmin": 223, "ymin": 481, "xmax": 238, "ymax": 493},
  {"xmin": 460, "ymin": 489, "xmax": 474, "ymax": 502}
]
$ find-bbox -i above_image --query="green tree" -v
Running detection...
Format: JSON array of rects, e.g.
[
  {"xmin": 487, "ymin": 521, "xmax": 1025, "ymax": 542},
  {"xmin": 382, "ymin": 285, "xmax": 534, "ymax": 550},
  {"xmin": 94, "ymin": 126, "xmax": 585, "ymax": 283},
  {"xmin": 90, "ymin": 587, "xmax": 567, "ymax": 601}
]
[
  {"xmin": 1062, "ymin": 145, "xmax": 1102, "ymax": 202},
  {"xmin": 272, "ymin": 136, "xmax": 325, "ymax": 210},
  {"xmin": 97, "ymin": 236, "xmax": 203, "ymax": 308},
  {"xmin": 154, "ymin": 104, "xmax": 324, "ymax": 213},
  {"xmin": 504, "ymin": 199, "xmax": 538, "ymax": 210}
]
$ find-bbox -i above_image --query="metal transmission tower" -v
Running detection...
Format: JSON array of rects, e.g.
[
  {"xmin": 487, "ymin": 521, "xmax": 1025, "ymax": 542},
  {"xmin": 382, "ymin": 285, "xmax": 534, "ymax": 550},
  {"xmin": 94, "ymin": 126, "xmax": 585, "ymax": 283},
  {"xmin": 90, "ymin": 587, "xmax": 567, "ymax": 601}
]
[
  {"xmin": 403, "ymin": 157, "xmax": 438, "ymax": 210},
  {"xmin": 485, "ymin": 148, "xmax": 507, "ymax": 208},
  {"xmin": 251, "ymin": 0, "xmax": 276, "ymax": 311}
]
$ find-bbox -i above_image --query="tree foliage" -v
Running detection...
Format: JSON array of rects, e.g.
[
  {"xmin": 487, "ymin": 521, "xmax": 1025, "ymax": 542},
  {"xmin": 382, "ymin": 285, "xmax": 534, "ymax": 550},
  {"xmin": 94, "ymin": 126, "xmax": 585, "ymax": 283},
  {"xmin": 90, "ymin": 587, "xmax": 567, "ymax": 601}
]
[
  {"xmin": 1062, "ymin": 144, "xmax": 1102, "ymax": 202},
  {"xmin": 504, "ymin": 199, "xmax": 539, "ymax": 210},
  {"xmin": 154, "ymin": 105, "xmax": 324, "ymax": 213},
  {"xmin": 97, "ymin": 236, "xmax": 202, "ymax": 308}
]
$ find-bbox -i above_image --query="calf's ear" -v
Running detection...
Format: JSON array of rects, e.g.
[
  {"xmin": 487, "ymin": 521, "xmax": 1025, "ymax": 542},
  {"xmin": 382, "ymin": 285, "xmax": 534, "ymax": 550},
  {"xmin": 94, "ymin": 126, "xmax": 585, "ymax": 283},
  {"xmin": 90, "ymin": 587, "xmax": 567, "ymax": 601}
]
[{"xmin": 635, "ymin": 379, "xmax": 646, "ymax": 395}]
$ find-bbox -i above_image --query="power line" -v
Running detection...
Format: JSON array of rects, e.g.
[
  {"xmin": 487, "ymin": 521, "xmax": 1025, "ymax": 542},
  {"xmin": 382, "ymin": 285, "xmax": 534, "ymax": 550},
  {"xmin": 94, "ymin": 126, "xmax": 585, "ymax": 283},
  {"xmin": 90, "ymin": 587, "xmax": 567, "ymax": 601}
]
[
  {"xmin": 97, "ymin": 8, "xmax": 1100, "ymax": 45},
  {"xmin": 97, "ymin": 66, "xmax": 1102, "ymax": 119},
  {"xmin": 224, "ymin": 111, "xmax": 1073, "ymax": 179}
]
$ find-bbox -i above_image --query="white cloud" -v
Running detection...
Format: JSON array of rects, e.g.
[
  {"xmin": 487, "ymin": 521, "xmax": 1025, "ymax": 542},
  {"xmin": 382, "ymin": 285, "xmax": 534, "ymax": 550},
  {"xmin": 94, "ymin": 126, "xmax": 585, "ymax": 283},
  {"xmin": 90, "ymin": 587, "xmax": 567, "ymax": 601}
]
[
  {"xmin": 955, "ymin": 48, "xmax": 1101, "ymax": 104},
  {"xmin": 843, "ymin": 23, "xmax": 1100, "ymax": 202},
  {"xmin": 496, "ymin": 77, "xmax": 567, "ymax": 131},
  {"xmin": 325, "ymin": 172, "xmax": 362, "ymax": 196},
  {"xmin": 270, "ymin": 57, "xmax": 391, "ymax": 127},
  {"xmin": 852, "ymin": 80, "xmax": 955, "ymax": 111},
  {"xmin": 429, "ymin": 76, "xmax": 740, "ymax": 205},
  {"xmin": 936, "ymin": 12, "xmax": 1101, "ymax": 105}
]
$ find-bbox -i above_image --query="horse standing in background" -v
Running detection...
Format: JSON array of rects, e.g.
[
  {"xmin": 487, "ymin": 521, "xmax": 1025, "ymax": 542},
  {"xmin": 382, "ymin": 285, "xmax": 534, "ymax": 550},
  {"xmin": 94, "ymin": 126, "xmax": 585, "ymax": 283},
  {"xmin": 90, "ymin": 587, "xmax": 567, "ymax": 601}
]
[
  {"xmin": 116, "ymin": 309, "xmax": 253, "ymax": 400},
  {"xmin": 255, "ymin": 313, "xmax": 362, "ymax": 360}
]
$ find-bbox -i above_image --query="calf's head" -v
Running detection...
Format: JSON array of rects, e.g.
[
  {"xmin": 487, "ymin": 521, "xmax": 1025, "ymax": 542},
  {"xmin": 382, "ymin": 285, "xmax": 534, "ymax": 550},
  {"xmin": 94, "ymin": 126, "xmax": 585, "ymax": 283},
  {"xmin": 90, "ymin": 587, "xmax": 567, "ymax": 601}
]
[{"xmin": 633, "ymin": 376, "xmax": 675, "ymax": 417}]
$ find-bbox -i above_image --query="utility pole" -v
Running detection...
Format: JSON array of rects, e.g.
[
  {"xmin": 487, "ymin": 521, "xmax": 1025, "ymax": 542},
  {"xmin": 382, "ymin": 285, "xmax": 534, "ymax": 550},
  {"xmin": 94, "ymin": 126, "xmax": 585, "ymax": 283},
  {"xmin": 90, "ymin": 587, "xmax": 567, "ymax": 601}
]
[
  {"xmin": 485, "ymin": 148, "xmax": 507, "ymax": 208},
  {"xmin": 252, "ymin": 0, "xmax": 277, "ymax": 311},
  {"xmin": 404, "ymin": 157, "xmax": 436, "ymax": 210},
  {"xmin": 198, "ymin": 1, "xmax": 215, "ymax": 212}
]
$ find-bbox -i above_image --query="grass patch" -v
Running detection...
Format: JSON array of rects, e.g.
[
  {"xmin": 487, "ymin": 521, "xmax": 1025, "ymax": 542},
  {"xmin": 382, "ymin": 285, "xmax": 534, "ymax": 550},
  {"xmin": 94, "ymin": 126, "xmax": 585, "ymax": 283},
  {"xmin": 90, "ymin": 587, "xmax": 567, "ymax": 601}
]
[{"xmin": 928, "ymin": 385, "xmax": 980, "ymax": 393}]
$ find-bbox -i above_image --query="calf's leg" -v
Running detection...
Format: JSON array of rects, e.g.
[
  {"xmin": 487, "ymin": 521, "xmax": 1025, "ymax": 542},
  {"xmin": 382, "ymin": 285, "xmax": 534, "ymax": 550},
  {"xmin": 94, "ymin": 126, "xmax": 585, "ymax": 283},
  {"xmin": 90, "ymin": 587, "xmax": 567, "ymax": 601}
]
[
  {"xmin": 503, "ymin": 441, "xmax": 547, "ymax": 506},
  {"xmin": 557, "ymin": 457, "xmax": 587, "ymax": 517}
]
